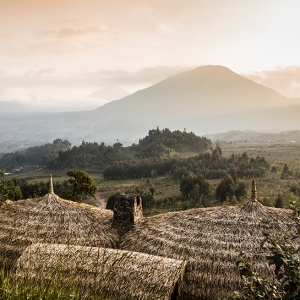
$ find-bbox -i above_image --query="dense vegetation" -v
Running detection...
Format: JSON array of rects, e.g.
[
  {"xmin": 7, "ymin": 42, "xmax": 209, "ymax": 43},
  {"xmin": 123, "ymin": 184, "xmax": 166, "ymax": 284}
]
[
  {"xmin": 235, "ymin": 202, "xmax": 300, "ymax": 299},
  {"xmin": 0, "ymin": 170, "xmax": 22, "ymax": 203},
  {"xmin": 2, "ymin": 128, "xmax": 292, "ymax": 212},
  {"xmin": 0, "ymin": 128, "xmax": 211, "ymax": 171},
  {"xmin": 103, "ymin": 147, "xmax": 270, "ymax": 180},
  {"xmin": 132, "ymin": 127, "xmax": 211, "ymax": 158},
  {"xmin": 0, "ymin": 170, "xmax": 97, "ymax": 203},
  {"xmin": 0, "ymin": 139, "xmax": 71, "ymax": 171}
]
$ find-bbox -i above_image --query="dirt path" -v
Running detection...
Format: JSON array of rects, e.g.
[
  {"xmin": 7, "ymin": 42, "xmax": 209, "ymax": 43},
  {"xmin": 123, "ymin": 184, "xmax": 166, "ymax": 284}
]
[{"xmin": 84, "ymin": 192, "xmax": 107, "ymax": 208}]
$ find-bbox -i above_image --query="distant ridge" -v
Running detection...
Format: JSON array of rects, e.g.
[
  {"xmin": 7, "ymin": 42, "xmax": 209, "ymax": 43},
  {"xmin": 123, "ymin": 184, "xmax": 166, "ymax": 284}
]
[
  {"xmin": 1, "ymin": 65, "xmax": 300, "ymax": 146},
  {"xmin": 87, "ymin": 86, "xmax": 130, "ymax": 101},
  {"xmin": 206, "ymin": 130, "xmax": 300, "ymax": 143}
]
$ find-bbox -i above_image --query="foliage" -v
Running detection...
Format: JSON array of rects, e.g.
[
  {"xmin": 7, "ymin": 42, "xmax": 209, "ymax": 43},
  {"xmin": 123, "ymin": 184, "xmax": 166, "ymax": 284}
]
[
  {"xmin": 46, "ymin": 141, "xmax": 127, "ymax": 170},
  {"xmin": 281, "ymin": 163, "xmax": 292, "ymax": 179},
  {"xmin": 134, "ymin": 127, "xmax": 212, "ymax": 158},
  {"xmin": 1, "ymin": 170, "xmax": 97, "ymax": 203},
  {"xmin": 290, "ymin": 182, "xmax": 300, "ymax": 196},
  {"xmin": 0, "ymin": 170, "xmax": 23, "ymax": 204},
  {"xmin": 275, "ymin": 193, "xmax": 285, "ymax": 208},
  {"xmin": 104, "ymin": 148, "xmax": 270, "ymax": 181},
  {"xmin": 180, "ymin": 172, "xmax": 210, "ymax": 200},
  {"xmin": 7, "ymin": 178, "xmax": 71, "ymax": 199},
  {"xmin": 0, "ymin": 129, "xmax": 212, "ymax": 171},
  {"xmin": 0, "ymin": 268, "xmax": 105, "ymax": 300},
  {"xmin": 235, "ymin": 181, "xmax": 247, "ymax": 201},
  {"xmin": 215, "ymin": 174, "xmax": 247, "ymax": 202},
  {"xmin": 235, "ymin": 202, "xmax": 300, "ymax": 299},
  {"xmin": 0, "ymin": 139, "xmax": 71, "ymax": 171},
  {"xmin": 66, "ymin": 170, "xmax": 98, "ymax": 202}
]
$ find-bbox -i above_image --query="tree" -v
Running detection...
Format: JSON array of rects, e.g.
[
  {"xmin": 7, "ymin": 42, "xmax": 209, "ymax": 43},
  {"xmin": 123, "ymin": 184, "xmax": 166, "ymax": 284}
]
[
  {"xmin": 281, "ymin": 163, "xmax": 291, "ymax": 179},
  {"xmin": 275, "ymin": 193, "xmax": 284, "ymax": 208},
  {"xmin": 235, "ymin": 181, "xmax": 247, "ymax": 201},
  {"xmin": 149, "ymin": 186, "xmax": 155, "ymax": 197},
  {"xmin": 66, "ymin": 170, "xmax": 97, "ymax": 202},
  {"xmin": 215, "ymin": 174, "xmax": 235, "ymax": 202},
  {"xmin": 0, "ymin": 169, "xmax": 23, "ymax": 204},
  {"xmin": 212, "ymin": 146, "xmax": 222, "ymax": 161},
  {"xmin": 180, "ymin": 173, "xmax": 210, "ymax": 199},
  {"xmin": 190, "ymin": 184, "xmax": 200, "ymax": 203}
]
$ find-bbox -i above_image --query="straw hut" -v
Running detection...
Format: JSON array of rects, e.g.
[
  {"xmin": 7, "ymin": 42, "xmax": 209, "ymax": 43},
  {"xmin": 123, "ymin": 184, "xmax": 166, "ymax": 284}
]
[
  {"xmin": 16, "ymin": 243, "xmax": 186, "ymax": 300},
  {"xmin": 120, "ymin": 179, "xmax": 293, "ymax": 299},
  {"xmin": 0, "ymin": 175, "xmax": 294, "ymax": 299},
  {"xmin": 0, "ymin": 175, "xmax": 119, "ymax": 268}
]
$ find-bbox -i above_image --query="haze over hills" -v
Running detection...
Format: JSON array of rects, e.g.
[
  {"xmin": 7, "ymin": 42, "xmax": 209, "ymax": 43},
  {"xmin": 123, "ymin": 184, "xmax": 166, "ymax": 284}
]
[
  {"xmin": 87, "ymin": 86, "xmax": 130, "ymax": 101},
  {"xmin": 1, "ymin": 65, "xmax": 300, "ymax": 150},
  {"xmin": 0, "ymin": 101, "xmax": 35, "ymax": 113}
]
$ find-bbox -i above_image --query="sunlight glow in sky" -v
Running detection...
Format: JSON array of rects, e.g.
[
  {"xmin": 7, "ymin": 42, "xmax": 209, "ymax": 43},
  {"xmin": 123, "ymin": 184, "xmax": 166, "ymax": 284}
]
[{"xmin": 1, "ymin": 0, "xmax": 300, "ymax": 110}]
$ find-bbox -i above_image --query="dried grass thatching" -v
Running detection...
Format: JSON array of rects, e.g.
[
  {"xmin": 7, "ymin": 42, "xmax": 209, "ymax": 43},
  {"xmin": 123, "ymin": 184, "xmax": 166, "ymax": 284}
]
[
  {"xmin": 16, "ymin": 243, "xmax": 186, "ymax": 300},
  {"xmin": 120, "ymin": 199, "xmax": 292, "ymax": 299},
  {"xmin": 0, "ymin": 188, "xmax": 119, "ymax": 268}
]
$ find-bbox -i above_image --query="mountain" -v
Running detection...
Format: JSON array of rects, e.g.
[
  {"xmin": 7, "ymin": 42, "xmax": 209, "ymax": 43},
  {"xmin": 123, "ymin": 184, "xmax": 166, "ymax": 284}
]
[
  {"xmin": 87, "ymin": 86, "xmax": 130, "ymax": 101},
  {"xmin": 90, "ymin": 65, "xmax": 299, "ymax": 132},
  {"xmin": 94, "ymin": 65, "xmax": 296, "ymax": 116},
  {"xmin": 0, "ymin": 65, "xmax": 300, "ymax": 148}
]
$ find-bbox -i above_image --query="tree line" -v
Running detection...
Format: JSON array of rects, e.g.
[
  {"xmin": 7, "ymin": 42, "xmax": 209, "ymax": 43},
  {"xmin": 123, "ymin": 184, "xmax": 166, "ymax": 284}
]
[
  {"xmin": 0, "ymin": 169, "xmax": 97, "ymax": 203},
  {"xmin": 103, "ymin": 146, "xmax": 270, "ymax": 180},
  {"xmin": 0, "ymin": 139, "xmax": 71, "ymax": 171},
  {"xmin": 0, "ymin": 128, "xmax": 212, "ymax": 171}
]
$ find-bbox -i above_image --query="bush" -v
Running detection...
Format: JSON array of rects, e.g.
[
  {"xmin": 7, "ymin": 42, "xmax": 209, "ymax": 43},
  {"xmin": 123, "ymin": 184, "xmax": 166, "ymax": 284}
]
[{"xmin": 235, "ymin": 202, "xmax": 300, "ymax": 299}]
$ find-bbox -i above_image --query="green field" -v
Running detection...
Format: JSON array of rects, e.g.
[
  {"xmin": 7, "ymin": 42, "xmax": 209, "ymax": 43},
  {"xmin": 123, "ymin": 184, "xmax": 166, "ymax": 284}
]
[{"xmin": 5, "ymin": 142, "xmax": 300, "ymax": 213}]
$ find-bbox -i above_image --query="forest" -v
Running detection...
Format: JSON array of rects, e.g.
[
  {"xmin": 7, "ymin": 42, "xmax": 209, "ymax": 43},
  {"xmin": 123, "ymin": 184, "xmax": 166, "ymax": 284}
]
[
  {"xmin": 0, "ymin": 128, "xmax": 212, "ymax": 171},
  {"xmin": 103, "ymin": 147, "xmax": 269, "ymax": 180},
  {"xmin": 0, "ymin": 128, "xmax": 276, "ymax": 213}
]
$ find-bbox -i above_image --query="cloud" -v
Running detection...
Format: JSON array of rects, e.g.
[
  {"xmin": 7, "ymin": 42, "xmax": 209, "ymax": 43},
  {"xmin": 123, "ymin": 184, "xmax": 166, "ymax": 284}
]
[
  {"xmin": 0, "ymin": 87, "xmax": 34, "ymax": 103},
  {"xmin": 84, "ymin": 65, "xmax": 195, "ymax": 87},
  {"xmin": 242, "ymin": 66, "xmax": 300, "ymax": 98},
  {"xmin": 0, "ymin": 65, "xmax": 196, "ymax": 107},
  {"xmin": 45, "ymin": 26, "xmax": 111, "ymax": 39},
  {"xmin": 0, "ymin": 65, "xmax": 194, "ymax": 92},
  {"xmin": 37, "ymin": 68, "xmax": 56, "ymax": 76},
  {"xmin": 25, "ymin": 68, "xmax": 56, "ymax": 77}
]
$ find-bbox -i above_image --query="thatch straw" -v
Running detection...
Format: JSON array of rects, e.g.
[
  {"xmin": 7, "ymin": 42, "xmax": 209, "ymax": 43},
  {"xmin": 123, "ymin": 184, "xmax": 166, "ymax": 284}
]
[
  {"xmin": 120, "ymin": 199, "xmax": 292, "ymax": 299},
  {"xmin": 16, "ymin": 243, "xmax": 186, "ymax": 300},
  {"xmin": 0, "ymin": 189, "xmax": 119, "ymax": 268},
  {"xmin": 0, "ymin": 176, "xmax": 295, "ymax": 299}
]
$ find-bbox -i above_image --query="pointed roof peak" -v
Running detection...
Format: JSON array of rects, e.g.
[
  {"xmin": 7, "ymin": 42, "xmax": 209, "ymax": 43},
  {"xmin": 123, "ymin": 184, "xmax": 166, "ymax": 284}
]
[
  {"xmin": 251, "ymin": 177, "xmax": 257, "ymax": 201},
  {"xmin": 49, "ymin": 174, "xmax": 54, "ymax": 194}
]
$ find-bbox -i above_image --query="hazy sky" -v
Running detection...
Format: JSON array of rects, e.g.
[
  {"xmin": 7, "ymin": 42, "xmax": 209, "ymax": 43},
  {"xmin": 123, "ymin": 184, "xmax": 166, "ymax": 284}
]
[{"xmin": 1, "ymin": 0, "xmax": 300, "ymax": 110}]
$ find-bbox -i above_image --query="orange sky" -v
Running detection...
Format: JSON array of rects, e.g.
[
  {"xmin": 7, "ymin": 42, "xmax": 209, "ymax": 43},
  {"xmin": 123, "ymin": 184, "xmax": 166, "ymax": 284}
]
[{"xmin": 1, "ymin": 0, "xmax": 300, "ymax": 110}]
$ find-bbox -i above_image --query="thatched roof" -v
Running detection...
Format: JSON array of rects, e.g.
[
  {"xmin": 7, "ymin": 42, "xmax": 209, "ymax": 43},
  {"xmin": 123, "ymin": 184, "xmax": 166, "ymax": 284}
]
[
  {"xmin": 0, "ymin": 176, "xmax": 294, "ymax": 299},
  {"xmin": 0, "ymin": 175, "xmax": 118, "ymax": 268},
  {"xmin": 120, "ymin": 180, "xmax": 293, "ymax": 299},
  {"xmin": 16, "ymin": 243, "xmax": 186, "ymax": 300}
]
